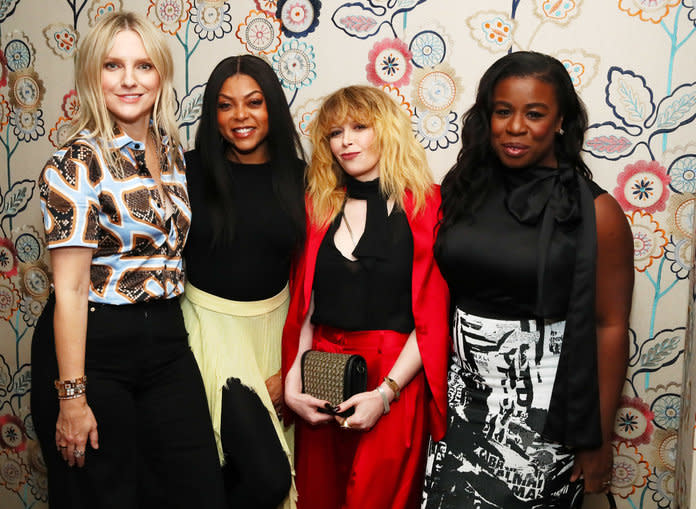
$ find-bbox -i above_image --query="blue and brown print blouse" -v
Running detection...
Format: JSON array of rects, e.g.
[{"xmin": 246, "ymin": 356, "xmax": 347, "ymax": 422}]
[{"xmin": 39, "ymin": 129, "xmax": 191, "ymax": 305}]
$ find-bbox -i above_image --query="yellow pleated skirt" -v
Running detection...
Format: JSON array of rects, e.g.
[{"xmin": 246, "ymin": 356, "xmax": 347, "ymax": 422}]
[{"xmin": 180, "ymin": 282, "xmax": 296, "ymax": 509}]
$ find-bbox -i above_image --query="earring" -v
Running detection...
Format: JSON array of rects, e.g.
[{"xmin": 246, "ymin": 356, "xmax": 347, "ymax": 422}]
[{"xmin": 557, "ymin": 128, "xmax": 565, "ymax": 136}]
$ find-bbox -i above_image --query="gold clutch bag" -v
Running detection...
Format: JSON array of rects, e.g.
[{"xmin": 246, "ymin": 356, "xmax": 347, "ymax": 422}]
[{"xmin": 301, "ymin": 350, "xmax": 367, "ymax": 417}]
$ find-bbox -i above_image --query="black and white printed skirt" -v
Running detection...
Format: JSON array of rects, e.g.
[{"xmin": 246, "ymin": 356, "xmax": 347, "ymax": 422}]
[{"xmin": 422, "ymin": 308, "xmax": 584, "ymax": 509}]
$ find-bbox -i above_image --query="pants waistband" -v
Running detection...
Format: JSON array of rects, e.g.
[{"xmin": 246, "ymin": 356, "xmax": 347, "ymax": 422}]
[{"xmin": 182, "ymin": 282, "xmax": 289, "ymax": 317}]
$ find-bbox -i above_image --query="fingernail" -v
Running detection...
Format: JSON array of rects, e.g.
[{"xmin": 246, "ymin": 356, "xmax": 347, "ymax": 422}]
[
  {"xmin": 333, "ymin": 406, "xmax": 341, "ymax": 412},
  {"xmin": 324, "ymin": 403, "xmax": 332, "ymax": 409}
]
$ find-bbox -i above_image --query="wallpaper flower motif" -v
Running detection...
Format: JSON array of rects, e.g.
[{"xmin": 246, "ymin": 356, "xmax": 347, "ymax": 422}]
[
  {"xmin": 614, "ymin": 160, "xmax": 671, "ymax": 214},
  {"xmin": 87, "ymin": 0, "xmax": 123, "ymax": 26},
  {"xmin": 190, "ymin": 1, "xmax": 233, "ymax": 41},
  {"xmin": 628, "ymin": 210, "xmax": 668, "ymax": 272},
  {"xmin": 236, "ymin": 10, "xmax": 282, "ymax": 55},
  {"xmin": 276, "ymin": 0, "xmax": 321, "ymax": 38},
  {"xmin": 48, "ymin": 117, "xmax": 73, "ymax": 149},
  {"xmin": 366, "ymin": 38, "xmax": 412, "ymax": 88},
  {"xmin": 668, "ymin": 154, "xmax": 696, "ymax": 193},
  {"xmin": 0, "ymin": 277, "xmax": 19, "ymax": 321},
  {"xmin": 409, "ymin": 30, "xmax": 446, "ymax": 69},
  {"xmin": 147, "ymin": 0, "xmax": 192, "ymax": 35},
  {"xmin": 61, "ymin": 90, "xmax": 79, "ymax": 119},
  {"xmin": 42, "ymin": 24, "xmax": 79, "ymax": 59},
  {"xmin": 9, "ymin": 109, "xmax": 44, "ymax": 143},
  {"xmin": 3, "ymin": 33, "xmax": 35, "ymax": 72},
  {"xmin": 0, "ymin": 450, "xmax": 27, "ymax": 493},
  {"xmin": 411, "ymin": 64, "xmax": 460, "ymax": 113},
  {"xmin": 664, "ymin": 236, "xmax": 692, "ymax": 279},
  {"xmin": 467, "ymin": 11, "xmax": 514, "ymax": 52},
  {"xmin": 613, "ymin": 395, "xmax": 655, "ymax": 446},
  {"xmin": 664, "ymin": 193, "xmax": 694, "ymax": 241},
  {"xmin": 411, "ymin": 109, "xmax": 459, "ymax": 151},
  {"xmin": 0, "ymin": 414, "xmax": 26, "ymax": 453},
  {"xmin": 646, "ymin": 469, "xmax": 674, "ymax": 508},
  {"xmin": 0, "ymin": 238, "xmax": 18, "ymax": 278},
  {"xmin": 611, "ymin": 442, "xmax": 651, "ymax": 498},
  {"xmin": 272, "ymin": 40, "xmax": 316, "ymax": 90},
  {"xmin": 7, "ymin": 69, "xmax": 45, "ymax": 112},
  {"xmin": 537, "ymin": 0, "xmax": 579, "ymax": 22},
  {"xmin": 618, "ymin": 0, "xmax": 681, "ymax": 23}
]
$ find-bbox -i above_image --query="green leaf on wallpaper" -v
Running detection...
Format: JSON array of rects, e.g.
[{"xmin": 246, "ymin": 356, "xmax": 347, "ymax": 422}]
[
  {"xmin": 640, "ymin": 335, "xmax": 680, "ymax": 367},
  {"xmin": 1, "ymin": 179, "xmax": 36, "ymax": 220},
  {"xmin": 11, "ymin": 363, "xmax": 31, "ymax": 397}
]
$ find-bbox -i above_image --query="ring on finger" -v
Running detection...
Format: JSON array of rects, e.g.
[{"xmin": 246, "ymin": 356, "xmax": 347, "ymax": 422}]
[
  {"xmin": 341, "ymin": 419, "xmax": 351, "ymax": 429},
  {"xmin": 73, "ymin": 449, "xmax": 85, "ymax": 458},
  {"xmin": 603, "ymin": 480, "xmax": 611, "ymax": 487}
]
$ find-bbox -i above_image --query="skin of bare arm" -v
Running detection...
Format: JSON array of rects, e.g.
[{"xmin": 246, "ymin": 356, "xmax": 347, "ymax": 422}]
[
  {"xmin": 334, "ymin": 329, "xmax": 422, "ymax": 430},
  {"xmin": 283, "ymin": 296, "xmax": 335, "ymax": 425},
  {"xmin": 570, "ymin": 193, "xmax": 634, "ymax": 493},
  {"xmin": 51, "ymin": 247, "xmax": 100, "ymax": 467}
]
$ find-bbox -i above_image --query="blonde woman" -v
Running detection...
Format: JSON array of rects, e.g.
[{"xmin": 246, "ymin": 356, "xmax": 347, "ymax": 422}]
[
  {"xmin": 31, "ymin": 12, "xmax": 224, "ymax": 509},
  {"xmin": 282, "ymin": 85, "xmax": 450, "ymax": 509}
]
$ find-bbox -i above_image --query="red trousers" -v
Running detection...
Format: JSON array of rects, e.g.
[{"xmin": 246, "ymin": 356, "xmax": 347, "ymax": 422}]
[{"xmin": 295, "ymin": 326, "xmax": 428, "ymax": 509}]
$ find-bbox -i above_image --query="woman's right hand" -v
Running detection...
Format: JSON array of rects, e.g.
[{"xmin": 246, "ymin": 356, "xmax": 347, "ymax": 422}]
[
  {"xmin": 55, "ymin": 397, "xmax": 99, "ymax": 467},
  {"xmin": 284, "ymin": 369, "xmax": 334, "ymax": 425}
]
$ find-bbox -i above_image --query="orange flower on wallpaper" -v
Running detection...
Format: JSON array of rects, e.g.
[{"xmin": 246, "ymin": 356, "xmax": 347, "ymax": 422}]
[
  {"xmin": 627, "ymin": 210, "xmax": 668, "ymax": 272},
  {"xmin": 618, "ymin": 0, "xmax": 681, "ymax": 23},
  {"xmin": 147, "ymin": 0, "xmax": 192, "ymax": 35},
  {"xmin": 236, "ymin": 10, "xmax": 282, "ymax": 55}
]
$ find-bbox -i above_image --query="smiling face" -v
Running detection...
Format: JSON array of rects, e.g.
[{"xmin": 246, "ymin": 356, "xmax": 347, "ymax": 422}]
[
  {"xmin": 217, "ymin": 74, "xmax": 270, "ymax": 164},
  {"xmin": 101, "ymin": 30, "xmax": 160, "ymax": 137},
  {"xmin": 328, "ymin": 118, "xmax": 381, "ymax": 182},
  {"xmin": 490, "ymin": 75, "xmax": 563, "ymax": 169}
]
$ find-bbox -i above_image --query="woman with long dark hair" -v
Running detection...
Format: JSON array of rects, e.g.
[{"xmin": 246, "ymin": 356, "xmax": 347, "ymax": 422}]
[
  {"xmin": 181, "ymin": 54, "xmax": 305, "ymax": 509},
  {"xmin": 422, "ymin": 51, "xmax": 633, "ymax": 508}
]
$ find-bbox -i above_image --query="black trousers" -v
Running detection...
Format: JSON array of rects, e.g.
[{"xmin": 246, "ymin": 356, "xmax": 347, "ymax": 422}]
[{"xmin": 31, "ymin": 295, "xmax": 226, "ymax": 509}]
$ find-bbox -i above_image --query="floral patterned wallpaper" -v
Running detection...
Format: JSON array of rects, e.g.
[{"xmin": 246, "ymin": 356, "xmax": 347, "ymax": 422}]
[{"xmin": 0, "ymin": 1, "xmax": 694, "ymax": 508}]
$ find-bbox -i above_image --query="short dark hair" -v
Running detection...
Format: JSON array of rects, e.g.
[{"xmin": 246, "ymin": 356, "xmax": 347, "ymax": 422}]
[{"xmin": 194, "ymin": 55, "xmax": 305, "ymax": 247}]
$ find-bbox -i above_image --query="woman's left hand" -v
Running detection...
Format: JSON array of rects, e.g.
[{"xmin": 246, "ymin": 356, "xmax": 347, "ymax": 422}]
[
  {"xmin": 571, "ymin": 441, "xmax": 613, "ymax": 493},
  {"xmin": 265, "ymin": 372, "xmax": 284, "ymax": 418},
  {"xmin": 334, "ymin": 390, "xmax": 385, "ymax": 431}
]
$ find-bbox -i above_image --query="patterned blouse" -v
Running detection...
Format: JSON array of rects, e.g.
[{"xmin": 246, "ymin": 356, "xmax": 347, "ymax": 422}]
[{"xmin": 39, "ymin": 129, "xmax": 191, "ymax": 305}]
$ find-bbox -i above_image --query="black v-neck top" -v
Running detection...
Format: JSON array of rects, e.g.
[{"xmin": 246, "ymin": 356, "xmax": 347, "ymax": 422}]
[{"xmin": 311, "ymin": 207, "xmax": 415, "ymax": 332}]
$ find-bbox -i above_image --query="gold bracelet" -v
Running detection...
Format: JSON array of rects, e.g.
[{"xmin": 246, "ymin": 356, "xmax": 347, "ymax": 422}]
[
  {"xmin": 383, "ymin": 376, "xmax": 401, "ymax": 401},
  {"xmin": 54, "ymin": 376, "xmax": 87, "ymax": 400}
]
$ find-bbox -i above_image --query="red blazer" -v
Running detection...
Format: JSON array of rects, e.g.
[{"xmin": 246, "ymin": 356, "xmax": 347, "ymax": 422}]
[{"xmin": 281, "ymin": 186, "xmax": 450, "ymax": 440}]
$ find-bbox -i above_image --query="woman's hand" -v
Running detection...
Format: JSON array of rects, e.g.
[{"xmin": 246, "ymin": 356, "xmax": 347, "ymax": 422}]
[
  {"xmin": 283, "ymin": 367, "xmax": 334, "ymax": 426},
  {"xmin": 570, "ymin": 441, "xmax": 613, "ymax": 493},
  {"xmin": 55, "ymin": 397, "xmax": 99, "ymax": 468},
  {"xmin": 265, "ymin": 372, "xmax": 284, "ymax": 418},
  {"xmin": 334, "ymin": 389, "xmax": 386, "ymax": 431}
]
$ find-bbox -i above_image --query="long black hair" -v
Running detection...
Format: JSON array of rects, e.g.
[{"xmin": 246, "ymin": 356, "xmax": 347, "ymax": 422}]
[
  {"xmin": 437, "ymin": 51, "xmax": 591, "ymax": 242},
  {"xmin": 195, "ymin": 54, "xmax": 306, "ymax": 248}
]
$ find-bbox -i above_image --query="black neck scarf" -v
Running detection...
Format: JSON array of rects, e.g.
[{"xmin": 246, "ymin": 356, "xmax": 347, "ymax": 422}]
[
  {"xmin": 343, "ymin": 176, "xmax": 389, "ymax": 270},
  {"xmin": 504, "ymin": 162, "xmax": 602, "ymax": 449}
]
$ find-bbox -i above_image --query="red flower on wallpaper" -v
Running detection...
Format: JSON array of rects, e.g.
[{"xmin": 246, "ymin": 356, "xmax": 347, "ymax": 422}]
[
  {"xmin": 365, "ymin": 38, "xmax": 412, "ymax": 89},
  {"xmin": 614, "ymin": 159, "xmax": 670, "ymax": 214}
]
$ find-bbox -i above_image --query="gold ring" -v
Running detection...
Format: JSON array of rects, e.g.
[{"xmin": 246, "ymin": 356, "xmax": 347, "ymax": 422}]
[{"xmin": 341, "ymin": 419, "xmax": 351, "ymax": 429}]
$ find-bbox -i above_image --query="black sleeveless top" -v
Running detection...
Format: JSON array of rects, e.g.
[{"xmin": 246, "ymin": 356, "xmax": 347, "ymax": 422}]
[{"xmin": 311, "ymin": 179, "xmax": 415, "ymax": 332}]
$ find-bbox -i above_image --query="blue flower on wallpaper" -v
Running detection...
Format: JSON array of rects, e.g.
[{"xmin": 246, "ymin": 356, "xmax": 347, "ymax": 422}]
[
  {"xmin": 276, "ymin": 0, "xmax": 321, "ymax": 38},
  {"xmin": 667, "ymin": 154, "xmax": 696, "ymax": 193},
  {"xmin": 9, "ymin": 109, "xmax": 44, "ymax": 142},
  {"xmin": 583, "ymin": 67, "xmax": 696, "ymax": 162},
  {"xmin": 272, "ymin": 40, "xmax": 316, "ymax": 90},
  {"xmin": 190, "ymin": 1, "xmax": 233, "ymax": 41},
  {"xmin": 650, "ymin": 393, "xmax": 680, "ymax": 429},
  {"xmin": 664, "ymin": 236, "xmax": 692, "ymax": 280},
  {"xmin": 683, "ymin": 0, "xmax": 696, "ymax": 25},
  {"xmin": 0, "ymin": 0, "xmax": 20, "ymax": 23},
  {"xmin": 4, "ymin": 38, "xmax": 32, "ymax": 72},
  {"xmin": 332, "ymin": 0, "xmax": 427, "ymax": 40},
  {"xmin": 409, "ymin": 30, "xmax": 446, "ymax": 68},
  {"xmin": 411, "ymin": 108, "xmax": 459, "ymax": 151},
  {"xmin": 646, "ymin": 469, "xmax": 673, "ymax": 509}
]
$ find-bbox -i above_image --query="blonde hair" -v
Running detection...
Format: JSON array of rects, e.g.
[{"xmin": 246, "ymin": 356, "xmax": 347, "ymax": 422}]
[
  {"xmin": 307, "ymin": 85, "xmax": 433, "ymax": 227},
  {"xmin": 68, "ymin": 11, "xmax": 180, "ymax": 166}
]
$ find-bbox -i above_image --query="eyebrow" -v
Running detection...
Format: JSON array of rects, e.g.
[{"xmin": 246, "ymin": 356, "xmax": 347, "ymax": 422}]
[
  {"xmin": 493, "ymin": 99, "xmax": 550, "ymax": 109},
  {"xmin": 217, "ymin": 90, "xmax": 263, "ymax": 101}
]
